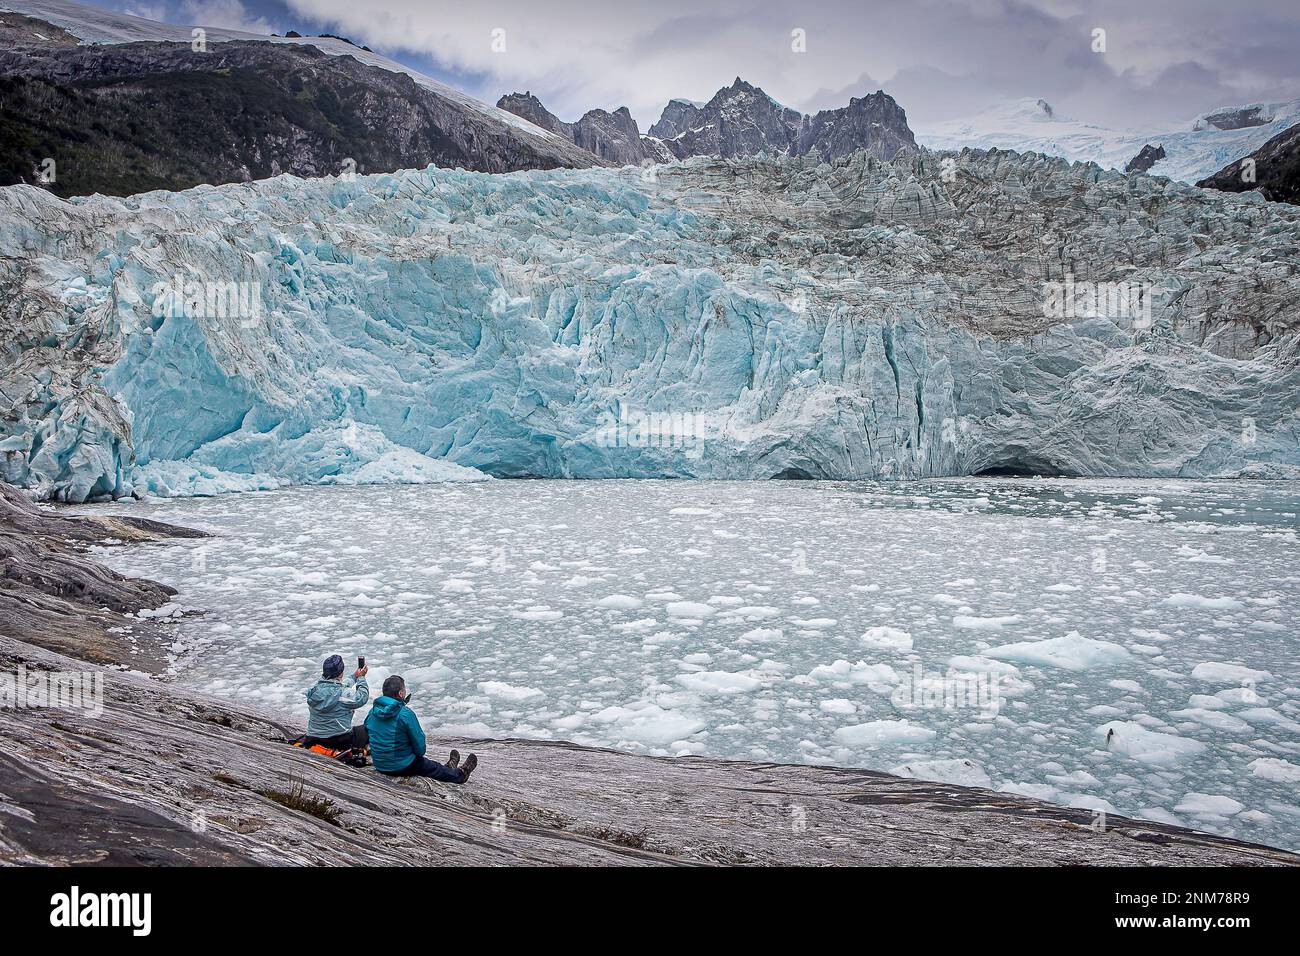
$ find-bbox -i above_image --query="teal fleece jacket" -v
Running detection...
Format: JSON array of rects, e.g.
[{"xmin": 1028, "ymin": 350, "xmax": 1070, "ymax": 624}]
[{"xmin": 364, "ymin": 695, "xmax": 426, "ymax": 772}]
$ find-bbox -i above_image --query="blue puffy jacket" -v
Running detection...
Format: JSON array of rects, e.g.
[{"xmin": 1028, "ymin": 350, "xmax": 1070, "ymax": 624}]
[
  {"xmin": 305, "ymin": 675, "xmax": 368, "ymax": 738},
  {"xmin": 364, "ymin": 696, "xmax": 426, "ymax": 772}
]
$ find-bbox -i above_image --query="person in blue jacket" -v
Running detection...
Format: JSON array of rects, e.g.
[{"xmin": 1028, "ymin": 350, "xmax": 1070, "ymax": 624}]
[
  {"xmin": 304, "ymin": 654, "xmax": 369, "ymax": 751},
  {"xmin": 365, "ymin": 674, "xmax": 477, "ymax": 783}
]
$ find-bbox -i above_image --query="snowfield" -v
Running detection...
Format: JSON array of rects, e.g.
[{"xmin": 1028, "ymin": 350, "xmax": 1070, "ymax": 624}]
[
  {"xmin": 915, "ymin": 96, "xmax": 1300, "ymax": 184},
  {"xmin": 79, "ymin": 476, "xmax": 1300, "ymax": 851}
]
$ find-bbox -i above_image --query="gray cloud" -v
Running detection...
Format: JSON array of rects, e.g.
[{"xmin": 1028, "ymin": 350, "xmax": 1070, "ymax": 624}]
[{"xmin": 276, "ymin": 0, "xmax": 1300, "ymax": 130}]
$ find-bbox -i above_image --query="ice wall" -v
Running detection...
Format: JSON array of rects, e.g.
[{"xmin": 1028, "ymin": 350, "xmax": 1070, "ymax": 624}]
[{"xmin": 1, "ymin": 149, "xmax": 1298, "ymax": 501}]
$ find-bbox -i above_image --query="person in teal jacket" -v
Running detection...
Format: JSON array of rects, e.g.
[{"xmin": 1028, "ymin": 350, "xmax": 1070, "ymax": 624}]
[{"xmin": 365, "ymin": 675, "xmax": 477, "ymax": 783}]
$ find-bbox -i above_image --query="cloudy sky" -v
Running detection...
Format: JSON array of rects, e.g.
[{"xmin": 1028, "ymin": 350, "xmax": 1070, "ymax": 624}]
[{"xmin": 116, "ymin": 0, "xmax": 1300, "ymax": 131}]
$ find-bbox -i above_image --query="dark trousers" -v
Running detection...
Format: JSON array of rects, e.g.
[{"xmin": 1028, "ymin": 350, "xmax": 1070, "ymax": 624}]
[
  {"xmin": 303, "ymin": 726, "xmax": 368, "ymax": 751},
  {"xmin": 382, "ymin": 755, "xmax": 466, "ymax": 784}
]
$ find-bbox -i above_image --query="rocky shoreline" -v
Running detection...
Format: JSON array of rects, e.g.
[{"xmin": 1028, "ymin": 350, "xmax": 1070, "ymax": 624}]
[{"xmin": 1, "ymin": 482, "xmax": 1296, "ymax": 866}]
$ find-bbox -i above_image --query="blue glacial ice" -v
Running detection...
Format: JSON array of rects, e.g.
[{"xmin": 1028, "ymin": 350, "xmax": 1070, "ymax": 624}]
[{"xmin": 2, "ymin": 148, "xmax": 1299, "ymax": 501}]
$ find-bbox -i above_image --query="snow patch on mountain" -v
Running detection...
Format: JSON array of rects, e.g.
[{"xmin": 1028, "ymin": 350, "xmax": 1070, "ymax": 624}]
[{"xmin": 915, "ymin": 96, "xmax": 1300, "ymax": 184}]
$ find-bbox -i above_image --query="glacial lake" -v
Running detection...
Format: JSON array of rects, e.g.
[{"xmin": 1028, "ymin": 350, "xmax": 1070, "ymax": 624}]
[{"xmin": 78, "ymin": 478, "xmax": 1300, "ymax": 851}]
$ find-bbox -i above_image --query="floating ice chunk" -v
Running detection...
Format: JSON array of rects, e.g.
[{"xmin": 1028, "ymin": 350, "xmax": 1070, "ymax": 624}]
[
  {"xmin": 511, "ymin": 608, "xmax": 563, "ymax": 621},
  {"xmin": 1168, "ymin": 708, "xmax": 1250, "ymax": 733},
  {"xmin": 953, "ymin": 614, "xmax": 1022, "ymax": 629},
  {"xmin": 1087, "ymin": 705, "xmax": 1125, "ymax": 717},
  {"xmin": 1238, "ymin": 810, "xmax": 1274, "ymax": 825},
  {"xmin": 665, "ymin": 601, "xmax": 716, "ymax": 618},
  {"xmin": 137, "ymin": 602, "xmax": 186, "ymax": 619},
  {"xmin": 1190, "ymin": 662, "xmax": 1271, "ymax": 683},
  {"xmin": 1162, "ymin": 593, "xmax": 1245, "ymax": 610},
  {"xmin": 724, "ymin": 606, "xmax": 781, "ymax": 620},
  {"xmin": 1046, "ymin": 770, "xmax": 1101, "ymax": 787},
  {"xmin": 947, "ymin": 655, "xmax": 1021, "ymax": 675},
  {"xmin": 1249, "ymin": 758, "xmax": 1300, "ymax": 784},
  {"xmin": 1108, "ymin": 679, "xmax": 1144, "ymax": 693},
  {"xmin": 1097, "ymin": 721, "xmax": 1207, "ymax": 766},
  {"xmin": 806, "ymin": 659, "xmax": 899, "ymax": 689},
  {"xmin": 676, "ymin": 670, "xmax": 763, "ymax": 694},
  {"xmin": 998, "ymin": 781, "xmax": 1061, "ymax": 802},
  {"xmin": 1136, "ymin": 807, "xmax": 1184, "ymax": 827},
  {"xmin": 1237, "ymin": 708, "xmax": 1300, "ymax": 733},
  {"xmin": 596, "ymin": 594, "xmax": 644, "ymax": 610},
  {"xmin": 819, "ymin": 698, "xmax": 857, "ymax": 715},
  {"xmin": 1173, "ymin": 793, "xmax": 1244, "ymax": 817},
  {"xmin": 1062, "ymin": 794, "xmax": 1118, "ymax": 815},
  {"xmin": 790, "ymin": 617, "xmax": 837, "ymax": 629},
  {"xmin": 986, "ymin": 632, "xmax": 1132, "ymax": 671},
  {"xmin": 861, "ymin": 625, "xmax": 913, "ymax": 651},
  {"xmin": 404, "ymin": 661, "xmax": 454, "ymax": 683},
  {"xmin": 738, "ymin": 627, "xmax": 783, "ymax": 644},
  {"xmin": 833, "ymin": 719, "xmax": 936, "ymax": 747},
  {"xmin": 890, "ymin": 758, "xmax": 991, "ymax": 789},
  {"xmin": 614, "ymin": 618, "xmax": 659, "ymax": 633},
  {"xmin": 477, "ymin": 681, "xmax": 544, "ymax": 701},
  {"xmin": 588, "ymin": 702, "xmax": 705, "ymax": 745}
]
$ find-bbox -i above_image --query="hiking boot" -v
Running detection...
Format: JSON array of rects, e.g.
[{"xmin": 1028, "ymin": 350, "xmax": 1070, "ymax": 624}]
[
  {"xmin": 459, "ymin": 753, "xmax": 478, "ymax": 782},
  {"xmin": 446, "ymin": 749, "xmax": 461, "ymax": 769}
]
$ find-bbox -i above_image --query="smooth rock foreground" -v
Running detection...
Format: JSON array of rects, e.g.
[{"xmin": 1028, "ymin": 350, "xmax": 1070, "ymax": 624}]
[
  {"xmin": 3, "ymin": 636, "xmax": 1297, "ymax": 866},
  {"xmin": 0, "ymin": 481, "xmax": 203, "ymax": 666},
  {"xmin": 2, "ymin": 148, "xmax": 1298, "ymax": 501},
  {"xmin": 0, "ymin": 486, "xmax": 1296, "ymax": 866}
]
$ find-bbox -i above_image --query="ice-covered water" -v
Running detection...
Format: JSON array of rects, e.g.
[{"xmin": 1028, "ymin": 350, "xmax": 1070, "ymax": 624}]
[{"xmin": 79, "ymin": 478, "xmax": 1300, "ymax": 850}]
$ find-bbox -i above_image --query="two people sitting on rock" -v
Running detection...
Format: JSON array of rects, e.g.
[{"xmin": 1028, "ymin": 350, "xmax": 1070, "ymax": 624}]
[
  {"xmin": 365, "ymin": 674, "xmax": 476, "ymax": 784},
  {"xmin": 303, "ymin": 654, "xmax": 370, "ymax": 752}
]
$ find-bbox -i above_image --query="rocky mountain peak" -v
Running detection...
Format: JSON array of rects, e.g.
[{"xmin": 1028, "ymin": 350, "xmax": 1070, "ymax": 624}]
[
  {"xmin": 497, "ymin": 93, "xmax": 669, "ymax": 166},
  {"xmin": 645, "ymin": 79, "xmax": 915, "ymax": 163}
]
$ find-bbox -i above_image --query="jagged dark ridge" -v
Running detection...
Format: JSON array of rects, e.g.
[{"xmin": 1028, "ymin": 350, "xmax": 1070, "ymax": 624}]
[
  {"xmin": 0, "ymin": 31, "xmax": 602, "ymax": 198},
  {"xmin": 499, "ymin": 78, "xmax": 916, "ymax": 166}
]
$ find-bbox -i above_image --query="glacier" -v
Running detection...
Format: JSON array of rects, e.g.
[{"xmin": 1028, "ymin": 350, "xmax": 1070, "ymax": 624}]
[{"xmin": 1, "ymin": 147, "xmax": 1299, "ymax": 502}]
